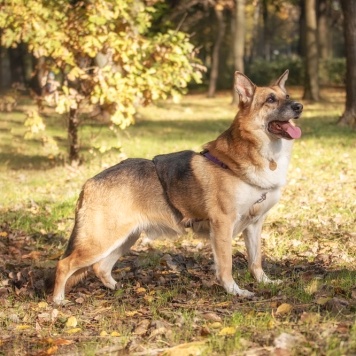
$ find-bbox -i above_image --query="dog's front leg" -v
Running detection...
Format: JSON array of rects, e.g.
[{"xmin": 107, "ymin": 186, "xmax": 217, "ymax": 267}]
[
  {"xmin": 243, "ymin": 216, "xmax": 280, "ymax": 284},
  {"xmin": 210, "ymin": 217, "xmax": 254, "ymax": 297}
]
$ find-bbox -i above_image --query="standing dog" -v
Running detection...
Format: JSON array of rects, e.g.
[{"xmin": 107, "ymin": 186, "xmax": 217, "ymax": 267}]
[{"xmin": 52, "ymin": 71, "xmax": 302, "ymax": 304}]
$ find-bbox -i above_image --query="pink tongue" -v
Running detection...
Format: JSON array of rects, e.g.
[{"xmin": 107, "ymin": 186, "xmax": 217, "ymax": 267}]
[{"xmin": 280, "ymin": 122, "xmax": 302, "ymax": 139}]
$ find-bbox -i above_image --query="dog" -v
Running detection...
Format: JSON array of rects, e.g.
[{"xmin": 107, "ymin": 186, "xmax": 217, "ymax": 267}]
[{"xmin": 52, "ymin": 70, "xmax": 302, "ymax": 304}]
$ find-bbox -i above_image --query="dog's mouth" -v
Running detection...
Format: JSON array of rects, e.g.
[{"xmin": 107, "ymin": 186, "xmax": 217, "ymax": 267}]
[{"xmin": 268, "ymin": 120, "xmax": 302, "ymax": 140}]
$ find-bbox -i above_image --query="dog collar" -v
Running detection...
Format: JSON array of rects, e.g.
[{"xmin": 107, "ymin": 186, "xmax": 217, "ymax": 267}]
[{"xmin": 200, "ymin": 150, "xmax": 229, "ymax": 169}]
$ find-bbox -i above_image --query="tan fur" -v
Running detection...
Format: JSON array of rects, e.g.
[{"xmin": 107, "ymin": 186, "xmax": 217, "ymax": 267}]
[{"xmin": 52, "ymin": 71, "xmax": 303, "ymax": 304}]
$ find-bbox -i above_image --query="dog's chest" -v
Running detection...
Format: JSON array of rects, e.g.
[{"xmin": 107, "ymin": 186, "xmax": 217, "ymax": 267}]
[
  {"xmin": 246, "ymin": 149, "xmax": 291, "ymax": 190},
  {"xmin": 233, "ymin": 182, "xmax": 269, "ymax": 214}
]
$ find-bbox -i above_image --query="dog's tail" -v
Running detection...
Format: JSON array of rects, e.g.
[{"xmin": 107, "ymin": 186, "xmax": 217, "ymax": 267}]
[{"xmin": 47, "ymin": 190, "xmax": 90, "ymax": 295}]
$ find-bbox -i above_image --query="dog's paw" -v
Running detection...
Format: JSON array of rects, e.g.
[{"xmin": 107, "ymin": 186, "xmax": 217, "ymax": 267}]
[
  {"xmin": 52, "ymin": 296, "xmax": 70, "ymax": 306},
  {"xmin": 237, "ymin": 288, "xmax": 255, "ymax": 298},
  {"xmin": 223, "ymin": 281, "xmax": 255, "ymax": 298},
  {"xmin": 254, "ymin": 271, "xmax": 282, "ymax": 285}
]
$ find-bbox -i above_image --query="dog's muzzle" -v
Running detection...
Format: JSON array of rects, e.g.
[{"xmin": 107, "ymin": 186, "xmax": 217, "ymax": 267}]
[{"xmin": 268, "ymin": 101, "xmax": 303, "ymax": 140}]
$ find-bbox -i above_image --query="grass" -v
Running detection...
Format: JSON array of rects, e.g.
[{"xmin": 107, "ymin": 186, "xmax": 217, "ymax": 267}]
[{"xmin": 0, "ymin": 87, "xmax": 355, "ymax": 355}]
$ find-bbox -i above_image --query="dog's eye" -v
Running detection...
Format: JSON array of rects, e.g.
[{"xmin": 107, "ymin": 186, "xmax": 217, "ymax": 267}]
[{"xmin": 266, "ymin": 96, "xmax": 276, "ymax": 104}]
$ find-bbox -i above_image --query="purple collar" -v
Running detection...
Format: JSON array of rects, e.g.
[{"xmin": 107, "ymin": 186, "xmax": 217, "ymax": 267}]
[{"xmin": 200, "ymin": 150, "xmax": 229, "ymax": 169}]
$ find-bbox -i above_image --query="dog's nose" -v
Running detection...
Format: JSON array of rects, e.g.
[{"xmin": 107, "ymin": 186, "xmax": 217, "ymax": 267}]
[{"xmin": 291, "ymin": 102, "xmax": 303, "ymax": 113}]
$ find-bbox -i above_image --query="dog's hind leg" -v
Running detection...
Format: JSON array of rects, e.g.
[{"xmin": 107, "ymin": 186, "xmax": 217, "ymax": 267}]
[
  {"xmin": 92, "ymin": 231, "xmax": 141, "ymax": 289},
  {"xmin": 53, "ymin": 253, "xmax": 92, "ymax": 304}
]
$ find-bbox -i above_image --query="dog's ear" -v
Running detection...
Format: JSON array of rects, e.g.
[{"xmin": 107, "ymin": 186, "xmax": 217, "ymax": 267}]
[
  {"xmin": 275, "ymin": 70, "xmax": 289, "ymax": 92},
  {"xmin": 234, "ymin": 72, "xmax": 256, "ymax": 104}
]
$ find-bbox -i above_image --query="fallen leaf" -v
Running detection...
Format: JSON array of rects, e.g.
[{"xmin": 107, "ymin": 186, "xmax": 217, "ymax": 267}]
[
  {"xmin": 8, "ymin": 313, "xmax": 20, "ymax": 323},
  {"xmin": 316, "ymin": 297, "xmax": 331, "ymax": 305},
  {"xmin": 299, "ymin": 312, "xmax": 321, "ymax": 324},
  {"xmin": 15, "ymin": 324, "xmax": 31, "ymax": 330},
  {"xmin": 65, "ymin": 316, "xmax": 77, "ymax": 328},
  {"xmin": 135, "ymin": 287, "xmax": 146, "ymax": 295},
  {"xmin": 274, "ymin": 332, "xmax": 305, "ymax": 350},
  {"xmin": 125, "ymin": 311, "xmax": 140, "ymax": 317},
  {"xmin": 163, "ymin": 341, "xmax": 208, "ymax": 356},
  {"xmin": 110, "ymin": 331, "xmax": 120, "ymax": 337},
  {"xmin": 219, "ymin": 327, "xmax": 236, "ymax": 336},
  {"xmin": 37, "ymin": 312, "xmax": 51, "ymax": 322},
  {"xmin": 209, "ymin": 322, "xmax": 222, "ymax": 329},
  {"xmin": 100, "ymin": 331, "xmax": 108, "ymax": 337},
  {"xmin": 201, "ymin": 312, "xmax": 222, "ymax": 322},
  {"xmin": 47, "ymin": 252, "xmax": 63, "ymax": 260},
  {"xmin": 149, "ymin": 327, "xmax": 167, "ymax": 340},
  {"xmin": 22, "ymin": 251, "xmax": 42, "ymax": 260},
  {"xmin": 144, "ymin": 295, "xmax": 154, "ymax": 303},
  {"xmin": 134, "ymin": 319, "xmax": 150, "ymax": 336},
  {"xmin": 45, "ymin": 345, "xmax": 58, "ymax": 355},
  {"xmin": 51, "ymin": 309, "xmax": 59, "ymax": 322},
  {"xmin": 65, "ymin": 328, "xmax": 81, "ymax": 334},
  {"xmin": 268, "ymin": 319, "xmax": 276, "ymax": 329},
  {"xmin": 37, "ymin": 301, "xmax": 48, "ymax": 309},
  {"xmin": 53, "ymin": 338, "xmax": 74, "ymax": 346},
  {"xmin": 276, "ymin": 303, "xmax": 293, "ymax": 315},
  {"xmin": 214, "ymin": 301, "xmax": 231, "ymax": 308}
]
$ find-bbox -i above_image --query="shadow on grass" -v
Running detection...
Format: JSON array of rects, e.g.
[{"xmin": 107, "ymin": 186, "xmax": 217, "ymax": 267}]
[
  {"xmin": 0, "ymin": 152, "xmax": 64, "ymax": 170},
  {"xmin": 1, "ymin": 222, "xmax": 355, "ymax": 309}
]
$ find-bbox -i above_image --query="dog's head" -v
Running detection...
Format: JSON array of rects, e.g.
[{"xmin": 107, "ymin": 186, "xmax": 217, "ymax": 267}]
[{"xmin": 234, "ymin": 70, "xmax": 302, "ymax": 140}]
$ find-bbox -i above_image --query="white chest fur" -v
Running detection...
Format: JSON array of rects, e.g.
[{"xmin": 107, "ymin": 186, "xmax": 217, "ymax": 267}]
[{"xmin": 245, "ymin": 139, "xmax": 293, "ymax": 190}]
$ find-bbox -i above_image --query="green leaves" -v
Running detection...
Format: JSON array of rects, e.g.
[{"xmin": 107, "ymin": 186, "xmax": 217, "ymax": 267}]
[{"xmin": 0, "ymin": 0, "xmax": 202, "ymax": 160}]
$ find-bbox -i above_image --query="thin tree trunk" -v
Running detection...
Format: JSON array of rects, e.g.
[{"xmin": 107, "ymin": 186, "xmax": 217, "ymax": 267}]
[
  {"xmin": 68, "ymin": 108, "xmax": 80, "ymax": 164},
  {"xmin": 250, "ymin": 0, "xmax": 260, "ymax": 63},
  {"xmin": 338, "ymin": 0, "xmax": 356, "ymax": 127},
  {"xmin": 317, "ymin": 0, "xmax": 330, "ymax": 59},
  {"xmin": 8, "ymin": 45, "xmax": 26, "ymax": 85},
  {"xmin": 303, "ymin": 0, "xmax": 320, "ymax": 101},
  {"xmin": 232, "ymin": 0, "xmax": 246, "ymax": 104},
  {"xmin": 262, "ymin": 0, "xmax": 271, "ymax": 61},
  {"xmin": 298, "ymin": 0, "xmax": 306, "ymax": 57},
  {"xmin": 0, "ymin": 28, "xmax": 3, "ymax": 89},
  {"xmin": 208, "ymin": 5, "xmax": 226, "ymax": 98}
]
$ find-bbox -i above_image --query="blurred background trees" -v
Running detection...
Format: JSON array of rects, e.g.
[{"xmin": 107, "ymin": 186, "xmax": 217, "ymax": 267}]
[
  {"xmin": 1, "ymin": 0, "xmax": 348, "ymax": 95},
  {"xmin": 0, "ymin": 0, "xmax": 354, "ymax": 162}
]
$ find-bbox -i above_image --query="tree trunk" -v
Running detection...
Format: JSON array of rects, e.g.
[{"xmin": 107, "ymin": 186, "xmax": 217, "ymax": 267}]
[
  {"xmin": 262, "ymin": 0, "xmax": 271, "ymax": 61},
  {"xmin": 0, "ymin": 28, "xmax": 3, "ymax": 89},
  {"xmin": 303, "ymin": 0, "xmax": 320, "ymax": 101},
  {"xmin": 68, "ymin": 108, "xmax": 81, "ymax": 164},
  {"xmin": 317, "ymin": 0, "xmax": 330, "ymax": 59},
  {"xmin": 208, "ymin": 5, "xmax": 226, "ymax": 98},
  {"xmin": 298, "ymin": 0, "xmax": 306, "ymax": 57},
  {"xmin": 232, "ymin": 0, "xmax": 246, "ymax": 104},
  {"xmin": 8, "ymin": 44, "xmax": 27, "ymax": 85},
  {"xmin": 250, "ymin": 0, "xmax": 260, "ymax": 63},
  {"xmin": 339, "ymin": 0, "xmax": 356, "ymax": 128}
]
